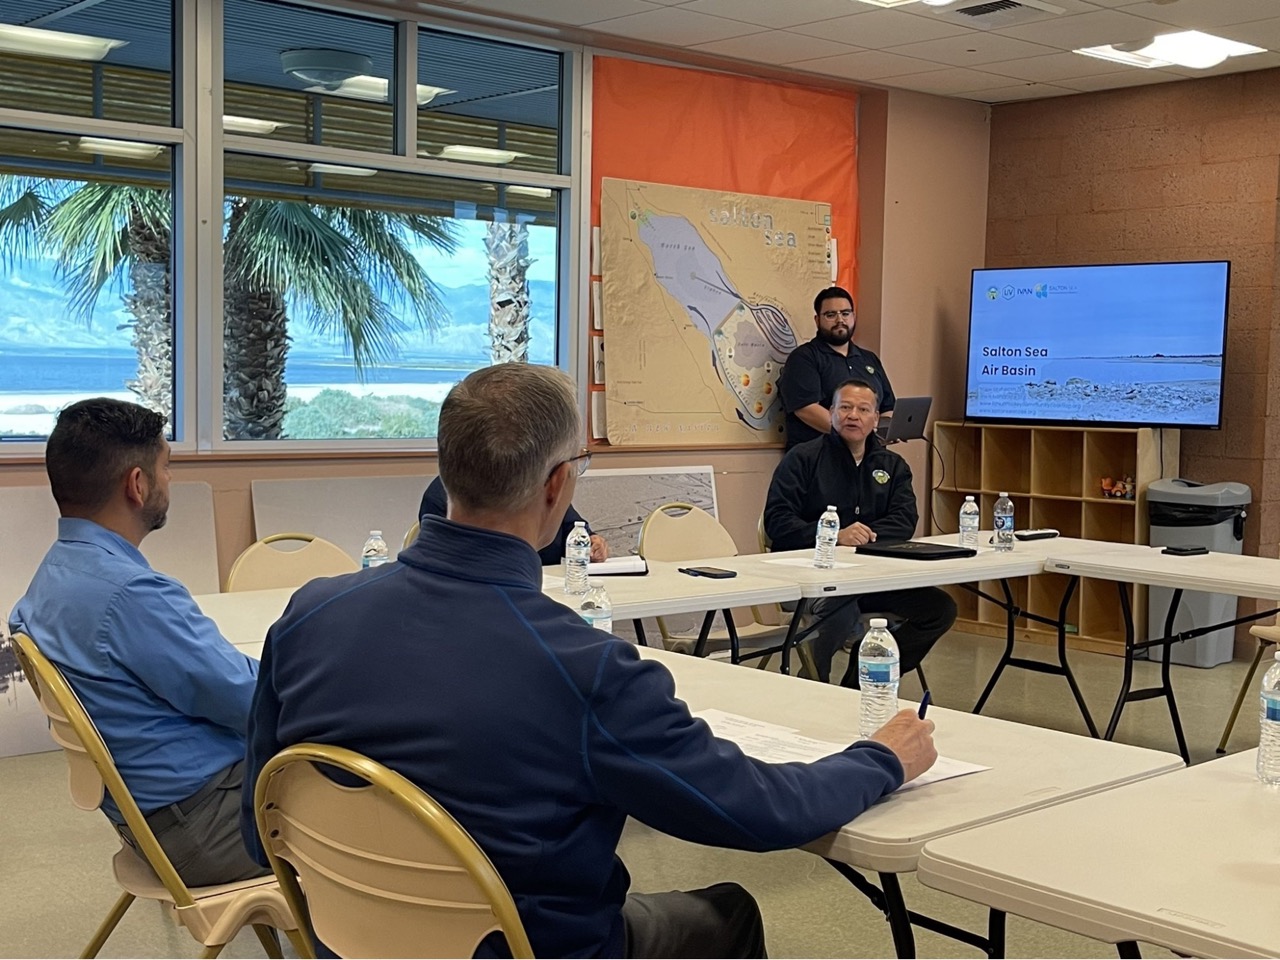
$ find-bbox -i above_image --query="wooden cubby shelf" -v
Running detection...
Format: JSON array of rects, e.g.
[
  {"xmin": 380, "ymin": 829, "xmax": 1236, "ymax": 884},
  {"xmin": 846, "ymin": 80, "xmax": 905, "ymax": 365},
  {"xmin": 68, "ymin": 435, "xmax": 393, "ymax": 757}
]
[{"xmin": 931, "ymin": 421, "xmax": 1179, "ymax": 656}]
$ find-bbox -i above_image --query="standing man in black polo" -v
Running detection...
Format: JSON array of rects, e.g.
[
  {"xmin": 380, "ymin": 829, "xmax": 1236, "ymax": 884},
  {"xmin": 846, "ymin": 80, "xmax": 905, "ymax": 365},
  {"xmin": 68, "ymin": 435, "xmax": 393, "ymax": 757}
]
[{"xmin": 779, "ymin": 286, "xmax": 895, "ymax": 450}]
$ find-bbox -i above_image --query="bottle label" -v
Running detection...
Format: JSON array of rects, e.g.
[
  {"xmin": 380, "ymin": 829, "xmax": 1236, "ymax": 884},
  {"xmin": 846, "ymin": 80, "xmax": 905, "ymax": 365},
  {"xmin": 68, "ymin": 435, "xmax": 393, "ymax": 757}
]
[
  {"xmin": 860, "ymin": 660, "xmax": 899, "ymax": 685},
  {"xmin": 994, "ymin": 515, "xmax": 1014, "ymax": 533},
  {"xmin": 1265, "ymin": 693, "xmax": 1280, "ymax": 722}
]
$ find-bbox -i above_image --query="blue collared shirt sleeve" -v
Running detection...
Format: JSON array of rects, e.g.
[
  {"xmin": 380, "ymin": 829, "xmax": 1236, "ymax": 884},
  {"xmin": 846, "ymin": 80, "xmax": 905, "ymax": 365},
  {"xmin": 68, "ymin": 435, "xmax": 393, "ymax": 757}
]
[{"xmin": 101, "ymin": 572, "xmax": 258, "ymax": 734}]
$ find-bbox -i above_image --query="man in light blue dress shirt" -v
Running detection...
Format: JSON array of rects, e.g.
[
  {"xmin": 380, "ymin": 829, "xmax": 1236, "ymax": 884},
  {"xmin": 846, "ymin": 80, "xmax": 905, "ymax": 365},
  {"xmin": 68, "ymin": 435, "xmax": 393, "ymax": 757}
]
[{"xmin": 10, "ymin": 398, "xmax": 266, "ymax": 887}]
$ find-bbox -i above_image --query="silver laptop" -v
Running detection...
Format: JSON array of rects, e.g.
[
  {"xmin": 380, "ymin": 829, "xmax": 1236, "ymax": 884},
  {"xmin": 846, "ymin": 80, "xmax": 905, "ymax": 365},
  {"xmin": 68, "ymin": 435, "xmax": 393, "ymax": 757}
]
[{"xmin": 876, "ymin": 396, "xmax": 932, "ymax": 443}]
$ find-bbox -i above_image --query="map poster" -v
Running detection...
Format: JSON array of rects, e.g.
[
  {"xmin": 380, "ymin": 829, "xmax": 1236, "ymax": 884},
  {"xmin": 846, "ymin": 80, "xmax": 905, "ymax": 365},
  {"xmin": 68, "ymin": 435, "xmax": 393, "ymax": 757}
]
[{"xmin": 600, "ymin": 178, "xmax": 833, "ymax": 446}]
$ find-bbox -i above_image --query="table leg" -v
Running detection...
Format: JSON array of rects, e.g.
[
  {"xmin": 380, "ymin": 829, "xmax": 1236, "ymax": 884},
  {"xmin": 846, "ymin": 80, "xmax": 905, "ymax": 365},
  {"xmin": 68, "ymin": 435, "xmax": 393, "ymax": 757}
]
[
  {"xmin": 1056, "ymin": 578, "xmax": 1098, "ymax": 738},
  {"xmin": 779, "ymin": 598, "xmax": 811, "ymax": 676},
  {"xmin": 1159, "ymin": 592, "xmax": 1191, "ymax": 764},
  {"xmin": 632, "ymin": 619, "xmax": 650, "ymax": 647},
  {"xmin": 1116, "ymin": 940, "xmax": 1142, "ymax": 958},
  {"xmin": 879, "ymin": 873, "xmax": 917, "ymax": 959},
  {"xmin": 972, "ymin": 580, "xmax": 1019, "ymax": 714},
  {"xmin": 722, "ymin": 609, "xmax": 741, "ymax": 664},
  {"xmin": 1105, "ymin": 582, "xmax": 1138, "ymax": 742},
  {"xmin": 987, "ymin": 909, "xmax": 1006, "ymax": 959},
  {"xmin": 691, "ymin": 611, "xmax": 717, "ymax": 658}
]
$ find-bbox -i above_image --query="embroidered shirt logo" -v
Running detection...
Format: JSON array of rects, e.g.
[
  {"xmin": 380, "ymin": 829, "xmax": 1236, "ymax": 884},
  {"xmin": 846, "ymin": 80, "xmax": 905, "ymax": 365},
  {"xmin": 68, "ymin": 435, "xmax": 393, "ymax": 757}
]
[
  {"xmin": 872, "ymin": 469, "xmax": 890, "ymax": 485},
  {"xmin": 865, "ymin": 365, "xmax": 876, "ymax": 375}
]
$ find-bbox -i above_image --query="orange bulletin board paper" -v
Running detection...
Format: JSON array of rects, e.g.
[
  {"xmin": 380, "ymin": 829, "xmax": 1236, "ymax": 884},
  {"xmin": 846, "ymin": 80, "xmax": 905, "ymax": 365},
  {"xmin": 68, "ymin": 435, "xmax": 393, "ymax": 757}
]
[{"xmin": 591, "ymin": 56, "xmax": 858, "ymax": 295}]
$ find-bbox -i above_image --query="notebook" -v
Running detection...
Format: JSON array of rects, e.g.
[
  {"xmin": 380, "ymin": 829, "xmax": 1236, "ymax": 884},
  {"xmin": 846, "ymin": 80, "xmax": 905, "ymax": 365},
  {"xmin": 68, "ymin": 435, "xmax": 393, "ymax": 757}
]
[
  {"xmin": 854, "ymin": 540, "xmax": 976, "ymax": 561},
  {"xmin": 876, "ymin": 396, "xmax": 932, "ymax": 443}
]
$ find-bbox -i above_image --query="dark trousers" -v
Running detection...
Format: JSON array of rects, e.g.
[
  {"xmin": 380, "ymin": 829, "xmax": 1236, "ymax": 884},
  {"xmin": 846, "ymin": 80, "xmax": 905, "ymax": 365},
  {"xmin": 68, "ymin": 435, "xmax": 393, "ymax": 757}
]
[
  {"xmin": 117, "ymin": 760, "xmax": 270, "ymax": 888},
  {"xmin": 622, "ymin": 883, "xmax": 766, "ymax": 958},
  {"xmin": 810, "ymin": 586, "xmax": 957, "ymax": 687}
]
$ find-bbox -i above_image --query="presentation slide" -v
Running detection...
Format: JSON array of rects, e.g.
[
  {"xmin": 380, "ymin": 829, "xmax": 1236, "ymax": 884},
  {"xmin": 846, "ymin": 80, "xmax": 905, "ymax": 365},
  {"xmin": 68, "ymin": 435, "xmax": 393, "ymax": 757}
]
[{"xmin": 966, "ymin": 262, "xmax": 1228, "ymax": 427}]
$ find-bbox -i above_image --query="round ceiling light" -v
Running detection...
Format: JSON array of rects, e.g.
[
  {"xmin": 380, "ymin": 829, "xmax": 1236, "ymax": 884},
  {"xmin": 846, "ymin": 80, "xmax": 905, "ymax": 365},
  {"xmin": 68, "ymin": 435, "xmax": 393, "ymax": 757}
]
[{"xmin": 280, "ymin": 49, "xmax": 372, "ymax": 89}]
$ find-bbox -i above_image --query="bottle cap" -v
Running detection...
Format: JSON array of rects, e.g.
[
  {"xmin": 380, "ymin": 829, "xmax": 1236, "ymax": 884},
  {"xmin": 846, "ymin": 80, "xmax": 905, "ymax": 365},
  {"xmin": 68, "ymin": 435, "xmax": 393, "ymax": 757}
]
[
  {"xmin": 574, "ymin": 520, "xmax": 586, "ymax": 527},
  {"xmin": 965, "ymin": 495, "xmax": 974, "ymax": 501},
  {"xmin": 826, "ymin": 504, "xmax": 837, "ymax": 511},
  {"xmin": 869, "ymin": 617, "xmax": 888, "ymax": 629},
  {"xmin": 998, "ymin": 492, "xmax": 1008, "ymax": 497},
  {"xmin": 370, "ymin": 530, "xmax": 382, "ymax": 536}
]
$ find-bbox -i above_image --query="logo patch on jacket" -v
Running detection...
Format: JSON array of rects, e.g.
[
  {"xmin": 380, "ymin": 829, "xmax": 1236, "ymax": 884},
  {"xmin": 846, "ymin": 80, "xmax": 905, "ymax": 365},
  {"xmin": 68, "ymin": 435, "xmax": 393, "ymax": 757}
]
[
  {"xmin": 872, "ymin": 469, "xmax": 890, "ymax": 484},
  {"xmin": 865, "ymin": 365, "xmax": 876, "ymax": 375}
]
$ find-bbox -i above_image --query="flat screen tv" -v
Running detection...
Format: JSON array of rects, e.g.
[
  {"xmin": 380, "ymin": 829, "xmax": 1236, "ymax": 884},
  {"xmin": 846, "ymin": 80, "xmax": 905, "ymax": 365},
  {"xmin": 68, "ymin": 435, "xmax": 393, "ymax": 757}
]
[{"xmin": 965, "ymin": 261, "xmax": 1229, "ymax": 429}]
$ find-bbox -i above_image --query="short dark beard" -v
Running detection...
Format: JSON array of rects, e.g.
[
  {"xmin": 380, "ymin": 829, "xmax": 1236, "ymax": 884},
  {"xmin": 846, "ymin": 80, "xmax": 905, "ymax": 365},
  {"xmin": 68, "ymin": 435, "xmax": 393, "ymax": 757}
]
[{"xmin": 817, "ymin": 325, "xmax": 852, "ymax": 347}]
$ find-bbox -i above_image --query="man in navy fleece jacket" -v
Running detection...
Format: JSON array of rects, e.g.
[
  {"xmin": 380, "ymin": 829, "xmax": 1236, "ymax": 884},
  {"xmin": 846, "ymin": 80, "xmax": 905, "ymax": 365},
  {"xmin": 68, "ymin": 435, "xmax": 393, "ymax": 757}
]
[{"xmin": 242, "ymin": 363, "xmax": 936, "ymax": 958}]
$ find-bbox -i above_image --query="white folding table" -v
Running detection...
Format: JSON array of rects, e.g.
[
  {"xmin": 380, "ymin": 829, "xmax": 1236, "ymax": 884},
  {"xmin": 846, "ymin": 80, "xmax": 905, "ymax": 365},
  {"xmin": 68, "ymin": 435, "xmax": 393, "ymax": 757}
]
[
  {"xmin": 645, "ymin": 646, "xmax": 1184, "ymax": 959},
  {"xmin": 1044, "ymin": 544, "xmax": 1280, "ymax": 762},
  {"xmin": 918, "ymin": 749, "xmax": 1278, "ymax": 959}
]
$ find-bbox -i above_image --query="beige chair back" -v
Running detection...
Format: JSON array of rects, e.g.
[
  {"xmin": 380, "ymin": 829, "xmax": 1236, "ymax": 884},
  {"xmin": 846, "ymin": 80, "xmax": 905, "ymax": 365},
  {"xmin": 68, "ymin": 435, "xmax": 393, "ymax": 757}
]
[
  {"xmin": 638, "ymin": 503, "xmax": 738, "ymax": 562},
  {"xmin": 256, "ymin": 744, "xmax": 534, "ymax": 959},
  {"xmin": 403, "ymin": 521, "xmax": 420, "ymax": 551},
  {"xmin": 11, "ymin": 633, "xmax": 301, "ymax": 957},
  {"xmin": 226, "ymin": 533, "xmax": 359, "ymax": 592}
]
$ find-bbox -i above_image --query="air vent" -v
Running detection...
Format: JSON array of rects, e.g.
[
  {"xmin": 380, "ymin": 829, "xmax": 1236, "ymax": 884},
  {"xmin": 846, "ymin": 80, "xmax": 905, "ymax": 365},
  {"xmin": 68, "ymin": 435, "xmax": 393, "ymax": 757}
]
[{"xmin": 926, "ymin": 0, "xmax": 1064, "ymax": 30}]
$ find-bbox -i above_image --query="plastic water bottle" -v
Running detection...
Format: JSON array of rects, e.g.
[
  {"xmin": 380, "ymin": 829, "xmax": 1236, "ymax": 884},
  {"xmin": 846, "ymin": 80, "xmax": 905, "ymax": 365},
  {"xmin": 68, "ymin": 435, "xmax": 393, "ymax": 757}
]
[
  {"xmin": 361, "ymin": 530, "xmax": 389, "ymax": 568},
  {"xmin": 993, "ymin": 492, "xmax": 1015, "ymax": 553},
  {"xmin": 858, "ymin": 618, "xmax": 900, "ymax": 739},
  {"xmin": 564, "ymin": 521, "xmax": 591, "ymax": 595},
  {"xmin": 959, "ymin": 495, "xmax": 980, "ymax": 548},
  {"xmin": 1258, "ymin": 651, "xmax": 1280, "ymax": 785},
  {"xmin": 814, "ymin": 505, "xmax": 840, "ymax": 569},
  {"xmin": 577, "ymin": 580, "xmax": 613, "ymax": 634}
]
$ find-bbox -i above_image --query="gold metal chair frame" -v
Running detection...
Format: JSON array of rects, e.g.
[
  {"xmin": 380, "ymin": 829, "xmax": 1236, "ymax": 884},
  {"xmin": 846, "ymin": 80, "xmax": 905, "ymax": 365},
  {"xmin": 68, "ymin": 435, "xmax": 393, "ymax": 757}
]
[
  {"xmin": 10, "ymin": 632, "xmax": 304, "ymax": 959},
  {"xmin": 255, "ymin": 742, "xmax": 534, "ymax": 959}
]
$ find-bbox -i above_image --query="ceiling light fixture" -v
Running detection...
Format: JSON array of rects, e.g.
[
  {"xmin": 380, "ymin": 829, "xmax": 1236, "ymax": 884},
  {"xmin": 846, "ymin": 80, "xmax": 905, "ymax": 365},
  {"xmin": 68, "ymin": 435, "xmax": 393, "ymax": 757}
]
[
  {"xmin": 281, "ymin": 49, "xmax": 372, "ymax": 89},
  {"xmin": 305, "ymin": 74, "xmax": 453, "ymax": 106},
  {"xmin": 308, "ymin": 162, "xmax": 378, "ymax": 177},
  {"xmin": 852, "ymin": 0, "xmax": 920, "ymax": 7},
  {"xmin": 222, "ymin": 115, "xmax": 286, "ymax": 135},
  {"xmin": 919, "ymin": 0, "xmax": 958, "ymax": 6},
  {"xmin": 434, "ymin": 145, "xmax": 528, "ymax": 165},
  {"xmin": 505, "ymin": 186, "xmax": 552, "ymax": 199},
  {"xmin": 0, "ymin": 23, "xmax": 126, "ymax": 61},
  {"xmin": 1077, "ymin": 30, "xmax": 1266, "ymax": 70},
  {"xmin": 76, "ymin": 137, "xmax": 162, "ymax": 160}
]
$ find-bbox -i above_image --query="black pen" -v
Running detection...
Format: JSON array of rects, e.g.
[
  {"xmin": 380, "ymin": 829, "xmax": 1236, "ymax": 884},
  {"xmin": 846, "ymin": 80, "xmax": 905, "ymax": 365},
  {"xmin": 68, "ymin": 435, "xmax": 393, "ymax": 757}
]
[{"xmin": 918, "ymin": 690, "xmax": 932, "ymax": 719}]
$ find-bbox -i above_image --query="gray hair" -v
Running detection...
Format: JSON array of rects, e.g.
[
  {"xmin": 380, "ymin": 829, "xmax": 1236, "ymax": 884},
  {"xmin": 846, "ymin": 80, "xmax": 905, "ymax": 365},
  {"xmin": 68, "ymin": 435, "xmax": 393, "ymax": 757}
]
[
  {"xmin": 831, "ymin": 377, "xmax": 880, "ymax": 408},
  {"xmin": 437, "ymin": 364, "xmax": 582, "ymax": 511}
]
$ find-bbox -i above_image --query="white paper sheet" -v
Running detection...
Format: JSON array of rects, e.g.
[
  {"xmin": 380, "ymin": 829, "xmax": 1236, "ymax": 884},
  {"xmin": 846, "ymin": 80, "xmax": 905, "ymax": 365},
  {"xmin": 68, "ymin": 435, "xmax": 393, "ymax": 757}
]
[
  {"xmin": 763, "ymin": 557, "xmax": 858, "ymax": 569},
  {"xmin": 695, "ymin": 709, "xmax": 990, "ymax": 788}
]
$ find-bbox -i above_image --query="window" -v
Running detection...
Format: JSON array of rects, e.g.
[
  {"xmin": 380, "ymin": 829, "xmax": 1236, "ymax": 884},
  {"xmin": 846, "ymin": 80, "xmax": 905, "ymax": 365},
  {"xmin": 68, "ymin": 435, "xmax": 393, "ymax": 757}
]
[
  {"xmin": 0, "ymin": 127, "xmax": 174, "ymax": 440},
  {"xmin": 0, "ymin": 0, "xmax": 572, "ymax": 451},
  {"xmin": 222, "ymin": 154, "xmax": 557, "ymax": 440},
  {"xmin": 0, "ymin": 0, "xmax": 173, "ymax": 123}
]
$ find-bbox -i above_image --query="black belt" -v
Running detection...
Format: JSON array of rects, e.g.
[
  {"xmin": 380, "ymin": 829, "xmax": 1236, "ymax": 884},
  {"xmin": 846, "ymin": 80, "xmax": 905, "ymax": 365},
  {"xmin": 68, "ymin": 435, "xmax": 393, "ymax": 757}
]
[{"xmin": 118, "ymin": 770, "xmax": 226, "ymax": 847}]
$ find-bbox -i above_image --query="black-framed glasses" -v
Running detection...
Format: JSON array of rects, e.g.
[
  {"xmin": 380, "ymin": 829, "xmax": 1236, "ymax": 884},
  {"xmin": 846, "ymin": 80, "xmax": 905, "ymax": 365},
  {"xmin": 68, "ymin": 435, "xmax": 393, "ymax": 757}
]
[
  {"xmin": 553, "ymin": 450, "xmax": 591, "ymax": 479},
  {"xmin": 821, "ymin": 309, "xmax": 854, "ymax": 321}
]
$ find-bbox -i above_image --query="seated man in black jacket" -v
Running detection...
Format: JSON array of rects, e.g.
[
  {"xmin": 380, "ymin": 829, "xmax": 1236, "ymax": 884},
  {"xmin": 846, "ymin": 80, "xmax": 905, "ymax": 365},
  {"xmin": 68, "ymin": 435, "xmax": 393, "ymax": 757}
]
[
  {"xmin": 419, "ymin": 475, "xmax": 607, "ymax": 565},
  {"xmin": 764, "ymin": 378, "xmax": 956, "ymax": 687}
]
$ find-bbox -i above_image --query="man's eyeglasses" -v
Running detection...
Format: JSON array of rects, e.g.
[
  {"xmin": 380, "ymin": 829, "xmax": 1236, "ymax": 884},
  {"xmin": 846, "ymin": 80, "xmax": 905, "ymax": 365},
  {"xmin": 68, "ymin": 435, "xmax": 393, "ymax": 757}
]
[
  {"xmin": 821, "ymin": 309, "xmax": 855, "ymax": 321},
  {"xmin": 558, "ymin": 450, "xmax": 592, "ymax": 478}
]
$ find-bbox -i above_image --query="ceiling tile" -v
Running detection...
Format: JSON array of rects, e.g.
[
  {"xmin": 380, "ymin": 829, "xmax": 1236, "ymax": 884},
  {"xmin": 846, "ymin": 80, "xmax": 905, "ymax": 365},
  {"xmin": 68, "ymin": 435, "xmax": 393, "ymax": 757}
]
[
  {"xmin": 1055, "ymin": 68, "xmax": 1187, "ymax": 91},
  {"xmin": 994, "ymin": 9, "xmax": 1175, "ymax": 50},
  {"xmin": 889, "ymin": 33, "xmax": 1059, "ymax": 67},
  {"xmin": 982, "ymin": 50, "xmax": 1140, "ymax": 82},
  {"xmin": 789, "ymin": 9, "xmax": 970, "ymax": 47},
  {"xmin": 1119, "ymin": 0, "xmax": 1280, "ymax": 29},
  {"xmin": 691, "ymin": 31, "xmax": 862, "ymax": 65},
  {"xmin": 964, "ymin": 82, "xmax": 1078, "ymax": 103},
  {"xmin": 881, "ymin": 66, "xmax": 1029, "ymax": 95},
  {"xmin": 679, "ymin": 0, "xmax": 867, "ymax": 30},
  {"xmin": 586, "ymin": 7, "xmax": 764, "ymax": 45},
  {"xmin": 1217, "ymin": 18, "xmax": 1280, "ymax": 50},
  {"xmin": 790, "ymin": 48, "xmax": 948, "ymax": 81},
  {"xmin": 460, "ymin": 0, "xmax": 659, "ymax": 26}
]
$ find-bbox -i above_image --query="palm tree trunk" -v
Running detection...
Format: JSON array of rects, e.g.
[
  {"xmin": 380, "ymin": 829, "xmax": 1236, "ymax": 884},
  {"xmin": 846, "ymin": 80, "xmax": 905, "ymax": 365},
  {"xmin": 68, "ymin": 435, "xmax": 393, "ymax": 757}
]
[
  {"xmin": 485, "ymin": 221, "xmax": 531, "ymax": 365},
  {"xmin": 123, "ymin": 210, "xmax": 173, "ymax": 425},
  {"xmin": 222, "ymin": 201, "xmax": 289, "ymax": 440}
]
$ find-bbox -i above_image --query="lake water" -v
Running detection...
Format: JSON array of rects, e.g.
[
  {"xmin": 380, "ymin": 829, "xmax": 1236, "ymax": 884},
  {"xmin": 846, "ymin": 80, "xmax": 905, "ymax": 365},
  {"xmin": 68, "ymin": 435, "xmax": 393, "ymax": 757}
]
[{"xmin": 0, "ymin": 350, "xmax": 481, "ymax": 394}]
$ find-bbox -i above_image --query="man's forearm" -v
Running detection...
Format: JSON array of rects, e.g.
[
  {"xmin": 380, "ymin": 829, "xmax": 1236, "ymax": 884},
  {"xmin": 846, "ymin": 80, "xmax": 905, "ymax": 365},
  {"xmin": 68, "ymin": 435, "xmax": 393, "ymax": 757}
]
[{"xmin": 794, "ymin": 403, "xmax": 830, "ymax": 434}]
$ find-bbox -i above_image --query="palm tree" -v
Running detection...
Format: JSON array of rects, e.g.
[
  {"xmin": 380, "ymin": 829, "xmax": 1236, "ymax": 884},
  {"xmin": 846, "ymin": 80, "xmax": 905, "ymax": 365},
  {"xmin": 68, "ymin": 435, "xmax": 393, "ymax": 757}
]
[
  {"xmin": 0, "ymin": 177, "xmax": 174, "ymax": 422},
  {"xmin": 0, "ymin": 174, "xmax": 460, "ymax": 439},
  {"xmin": 485, "ymin": 220, "xmax": 531, "ymax": 364},
  {"xmin": 222, "ymin": 199, "xmax": 458, "ymax": 439}
]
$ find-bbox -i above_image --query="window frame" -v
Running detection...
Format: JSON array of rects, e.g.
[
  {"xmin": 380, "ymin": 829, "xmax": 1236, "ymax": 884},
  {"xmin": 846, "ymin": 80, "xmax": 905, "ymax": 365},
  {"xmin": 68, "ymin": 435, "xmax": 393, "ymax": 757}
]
[{"xmin": 0, "ymin": 0, "xmax": 583, "ymax": 456}]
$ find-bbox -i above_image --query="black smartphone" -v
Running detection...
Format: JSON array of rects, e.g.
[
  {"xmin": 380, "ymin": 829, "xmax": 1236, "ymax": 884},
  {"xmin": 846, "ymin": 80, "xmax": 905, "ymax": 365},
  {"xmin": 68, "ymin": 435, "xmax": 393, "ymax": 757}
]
[
  {"xmin": 1162, "ymin": 544, "xmax": 1209, "ymax": 556},
  {"xmin": 678, "ymin": 566, "xmax": 738, "ymax": 579}
]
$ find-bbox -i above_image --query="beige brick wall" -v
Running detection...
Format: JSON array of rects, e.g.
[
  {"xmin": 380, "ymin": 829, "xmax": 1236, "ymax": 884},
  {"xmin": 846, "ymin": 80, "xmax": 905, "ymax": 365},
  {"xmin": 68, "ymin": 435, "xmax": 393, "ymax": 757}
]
[{"xmin": 988, "ymin": 68, "xmax": 1280, "ymax": 652}]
